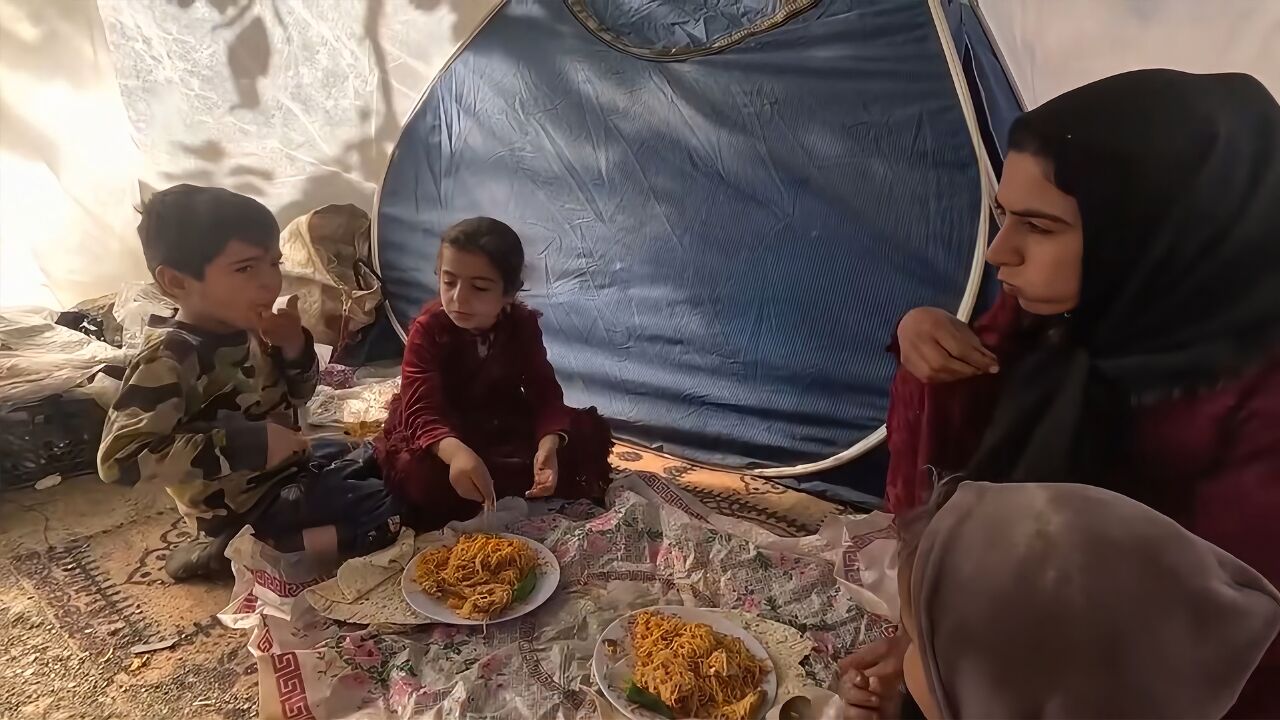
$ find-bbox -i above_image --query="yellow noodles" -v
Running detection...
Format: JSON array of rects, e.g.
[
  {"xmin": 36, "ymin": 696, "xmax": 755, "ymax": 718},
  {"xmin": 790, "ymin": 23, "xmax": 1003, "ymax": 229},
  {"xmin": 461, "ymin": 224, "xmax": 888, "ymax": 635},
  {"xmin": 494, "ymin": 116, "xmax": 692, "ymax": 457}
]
[
  {"xmin": 629, "ymin": 611, "xmax": 768, "ymax": 720},
  {"xmin": 413, "ymin": 534, "xmax": 537, "ymax": 620}
]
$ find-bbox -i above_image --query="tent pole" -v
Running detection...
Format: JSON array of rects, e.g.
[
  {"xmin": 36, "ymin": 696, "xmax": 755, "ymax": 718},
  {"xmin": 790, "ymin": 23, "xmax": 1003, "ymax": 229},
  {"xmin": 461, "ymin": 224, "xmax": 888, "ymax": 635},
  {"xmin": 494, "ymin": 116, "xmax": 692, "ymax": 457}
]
[{"xmin": 755, "ymin": 0, "xmax": 994, "ymax": 478}]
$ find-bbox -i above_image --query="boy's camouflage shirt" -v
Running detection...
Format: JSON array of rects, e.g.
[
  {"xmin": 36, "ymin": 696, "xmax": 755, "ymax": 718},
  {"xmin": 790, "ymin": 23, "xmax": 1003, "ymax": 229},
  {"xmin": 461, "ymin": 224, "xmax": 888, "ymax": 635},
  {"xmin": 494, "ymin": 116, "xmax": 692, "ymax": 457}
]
[{"xmin": 97, "ymin": 315, "xmax": 318, "ymax": 530}]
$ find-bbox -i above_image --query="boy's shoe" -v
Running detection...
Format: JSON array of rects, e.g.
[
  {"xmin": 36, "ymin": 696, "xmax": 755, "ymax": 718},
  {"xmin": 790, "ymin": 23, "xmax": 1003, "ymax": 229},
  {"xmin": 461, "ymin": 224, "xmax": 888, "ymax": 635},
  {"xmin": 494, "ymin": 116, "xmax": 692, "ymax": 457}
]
[{"xmin": 164, "ymin": 535, "xmax": 233, "ymax": 581}]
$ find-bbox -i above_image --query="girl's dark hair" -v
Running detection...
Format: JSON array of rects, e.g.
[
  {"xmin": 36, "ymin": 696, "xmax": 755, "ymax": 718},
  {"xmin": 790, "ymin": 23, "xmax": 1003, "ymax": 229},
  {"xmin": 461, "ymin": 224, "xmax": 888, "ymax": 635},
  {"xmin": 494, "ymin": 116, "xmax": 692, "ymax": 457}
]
[{"xmin": 440, "ymin": 217, "xmax": 525, "ymax": 295}]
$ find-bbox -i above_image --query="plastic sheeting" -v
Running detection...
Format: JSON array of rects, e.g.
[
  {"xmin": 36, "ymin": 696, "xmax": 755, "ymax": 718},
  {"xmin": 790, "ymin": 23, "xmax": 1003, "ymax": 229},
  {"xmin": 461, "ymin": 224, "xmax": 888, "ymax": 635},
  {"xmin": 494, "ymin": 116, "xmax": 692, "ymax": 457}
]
[
  {"xmin": 0, "ymin": 0, "xmax": 146, "ymax": 309},
  {"xmin": 0, "ymin": 309, "xmax": 129, "ymax": 411},
  {"xmin": 0, "ymin": 0, "xmax": 501, "ymax": 309},
  {"xmin": 98, "ymin": 0, "xmax": 502, "ymax": 227},
  {"xmin": 375, "ymin": 0, "xmax": 985, "ymax": 470},
  {"xmin": 977, "ymin": 0, "xmax": 1280, "ymax": 109}
]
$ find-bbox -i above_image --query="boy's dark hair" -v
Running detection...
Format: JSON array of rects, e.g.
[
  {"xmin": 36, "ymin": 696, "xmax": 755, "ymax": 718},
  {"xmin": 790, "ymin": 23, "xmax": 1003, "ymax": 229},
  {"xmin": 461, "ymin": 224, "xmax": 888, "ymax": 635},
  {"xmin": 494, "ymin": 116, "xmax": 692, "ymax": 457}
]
[
  {"xmin": 440, "ymin": 217, "xmax": 525, "ymax": 295},
  {"xmin": 137, "ymin": 184, "xmax": 280, "ymax": 279}
]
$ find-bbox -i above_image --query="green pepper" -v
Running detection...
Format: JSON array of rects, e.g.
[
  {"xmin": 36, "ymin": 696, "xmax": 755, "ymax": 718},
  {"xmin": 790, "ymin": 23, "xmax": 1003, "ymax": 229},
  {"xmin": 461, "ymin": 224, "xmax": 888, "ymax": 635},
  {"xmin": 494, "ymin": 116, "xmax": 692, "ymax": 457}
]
[
  {"xmin": 625, "ymin": 681, "xmax": 675, "ymax": 719},
  {"xmin": 512, "ymin": 568, "xmax": 538, "ymax": 603}
]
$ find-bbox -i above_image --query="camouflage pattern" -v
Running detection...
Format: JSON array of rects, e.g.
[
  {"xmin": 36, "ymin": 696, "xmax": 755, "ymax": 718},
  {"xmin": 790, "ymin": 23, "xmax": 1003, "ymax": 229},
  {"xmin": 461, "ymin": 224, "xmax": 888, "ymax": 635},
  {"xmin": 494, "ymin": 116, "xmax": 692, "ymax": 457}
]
[{"xmin": 98, "ymin": 315, "xmax": 319, "ymax": 533}]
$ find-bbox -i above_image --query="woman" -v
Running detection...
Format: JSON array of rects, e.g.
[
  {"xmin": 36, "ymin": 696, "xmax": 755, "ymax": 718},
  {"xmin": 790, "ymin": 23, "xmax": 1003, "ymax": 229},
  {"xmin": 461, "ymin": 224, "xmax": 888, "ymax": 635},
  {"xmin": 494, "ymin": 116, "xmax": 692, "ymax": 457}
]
[
  {"xmin": 844, "ymin": 69, "xmax": 1280, "ymax": 717},
  {"xmin": 849, "ymin": 480, "xmax": 1279, "ymax": 719}
]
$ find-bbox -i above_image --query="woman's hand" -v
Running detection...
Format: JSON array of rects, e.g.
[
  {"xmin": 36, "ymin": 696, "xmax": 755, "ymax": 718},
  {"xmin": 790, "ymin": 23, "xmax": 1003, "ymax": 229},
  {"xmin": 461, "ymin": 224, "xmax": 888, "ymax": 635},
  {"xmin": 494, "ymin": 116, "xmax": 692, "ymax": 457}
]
[
  {"xmin": 897, "ymin": 307, "xmax": 999, "ymax": 383},
  {"xmin": 436, "ymin": 438, "xmax": 496, "ymax": 508},
  {"xmin": 837, "ymin": 635, "xmax": 908, "ymax": 719},
  {"xmin": 527, "ymin": 434, "xmax": 561, "ymax": 498}
]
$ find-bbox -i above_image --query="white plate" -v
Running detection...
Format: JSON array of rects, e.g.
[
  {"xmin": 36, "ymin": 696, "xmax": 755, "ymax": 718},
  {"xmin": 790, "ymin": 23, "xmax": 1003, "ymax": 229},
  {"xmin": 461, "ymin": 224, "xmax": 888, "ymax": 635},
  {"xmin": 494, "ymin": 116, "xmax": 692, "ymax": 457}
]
[
  {"xmin": 399, "ymin": 533, "xmax": 560, "ymax": 625},
  {"xmin": 592, "ymin": 606, "xmax": 778, "ymax": 720}
]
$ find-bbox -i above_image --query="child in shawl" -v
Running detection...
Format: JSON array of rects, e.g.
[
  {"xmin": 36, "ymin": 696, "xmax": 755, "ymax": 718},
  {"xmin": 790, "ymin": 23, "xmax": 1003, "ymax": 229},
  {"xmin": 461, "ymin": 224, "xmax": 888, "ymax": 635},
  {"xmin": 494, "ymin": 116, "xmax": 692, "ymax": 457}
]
[
  {"xmin": 374, "ymin": 217, "xmax": 612, "ymax": 529},
  {"xmin": 837, "ymin": 481, "xmax": 1280, "ymax": 719}
]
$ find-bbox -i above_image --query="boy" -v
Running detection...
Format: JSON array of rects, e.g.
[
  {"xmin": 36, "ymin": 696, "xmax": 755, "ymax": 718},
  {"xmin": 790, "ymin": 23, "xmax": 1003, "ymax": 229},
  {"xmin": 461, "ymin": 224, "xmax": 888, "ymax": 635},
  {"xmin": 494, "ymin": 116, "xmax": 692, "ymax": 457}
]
[{"xmin": 98, "ymin": 185, "xmax": 401, "ymax": 581}]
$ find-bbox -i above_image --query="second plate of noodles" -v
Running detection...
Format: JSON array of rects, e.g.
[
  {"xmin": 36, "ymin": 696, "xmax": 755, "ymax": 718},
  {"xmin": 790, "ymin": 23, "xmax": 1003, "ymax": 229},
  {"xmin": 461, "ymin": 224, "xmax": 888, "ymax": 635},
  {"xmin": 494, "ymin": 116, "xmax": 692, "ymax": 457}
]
[
  {"xmin": 593, "ymin": 606, "xmax": 778, "ymax": 720},
  {"xmin": 400, "ymin": 532, "xmax": 560, "ymax": 625}
]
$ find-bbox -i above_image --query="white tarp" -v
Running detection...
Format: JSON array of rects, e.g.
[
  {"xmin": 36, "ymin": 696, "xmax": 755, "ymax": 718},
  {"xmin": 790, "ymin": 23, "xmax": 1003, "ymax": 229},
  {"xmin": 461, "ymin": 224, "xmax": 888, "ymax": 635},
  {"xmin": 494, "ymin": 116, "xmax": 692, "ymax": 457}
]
[
  {"xmin": 1, "ymin": 0, "xmax": 501, "ymax": 309},
  {"xmin": 0, "ymin": 0, "xmax": 145, "ymax": 309},
  {"xmin": 977, "ymin": 0, "xmax": 1280, "ymax": 109},
  {"xmin": 1, "ymin": 0, "xmax": 1277, "ymax": 309}
]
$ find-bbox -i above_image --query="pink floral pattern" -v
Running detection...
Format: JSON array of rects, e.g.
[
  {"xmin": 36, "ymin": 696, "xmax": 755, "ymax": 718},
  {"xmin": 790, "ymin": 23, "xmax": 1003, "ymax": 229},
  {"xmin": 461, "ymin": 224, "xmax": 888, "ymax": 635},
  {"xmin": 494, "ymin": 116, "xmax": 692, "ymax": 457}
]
[
  {"xmin": 583, "ymin": 532, "xmax": 611, "ymax": 557},
  {"xmin": 809, "ymin": 631, "xmax": 836, "ymax": 658},
  {"xmin": 585, "ymin": 513, "xmax": 618, "ymax": 533},
  {"xmin": 315, "ymin": 473, "xmax": 887, "ymax": 717},
  {"xmin": 343, "ymin": 635, "xmax": 384, "ymax": 668}
]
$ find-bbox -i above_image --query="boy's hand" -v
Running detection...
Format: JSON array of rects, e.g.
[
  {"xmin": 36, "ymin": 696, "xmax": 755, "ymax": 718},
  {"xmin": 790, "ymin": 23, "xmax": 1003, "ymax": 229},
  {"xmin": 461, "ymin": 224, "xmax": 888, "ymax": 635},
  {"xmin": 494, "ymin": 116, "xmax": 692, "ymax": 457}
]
[
  {"xmin": 437, "ymin": 438, "xmax": 496, "ymax": 508},
  {"xmin": 897, "ymin": 307, "xmax": 999, "ymax": 384},
  {"xmin": 527, "ymin": 434, "xmax": 561, "ymax": 499},
  {"xmin": 265, "ymin": 423, "xmax": 309, "ymax": 468},
  {"xmin": 259, "ymin": 295, "xmax": 307, "ymax": 360}
]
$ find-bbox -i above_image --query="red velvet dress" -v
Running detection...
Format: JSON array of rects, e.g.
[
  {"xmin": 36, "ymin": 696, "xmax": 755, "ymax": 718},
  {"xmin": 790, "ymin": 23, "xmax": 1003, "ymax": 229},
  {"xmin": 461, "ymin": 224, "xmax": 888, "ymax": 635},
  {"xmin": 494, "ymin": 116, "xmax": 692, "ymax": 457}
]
[
  {"xmin": 886, "ymin": 292, "xmax": 1280, "ymax": 717},
  {"xmin": 374, "ymin": 302, "xmax": 612, "ymax": 530}
]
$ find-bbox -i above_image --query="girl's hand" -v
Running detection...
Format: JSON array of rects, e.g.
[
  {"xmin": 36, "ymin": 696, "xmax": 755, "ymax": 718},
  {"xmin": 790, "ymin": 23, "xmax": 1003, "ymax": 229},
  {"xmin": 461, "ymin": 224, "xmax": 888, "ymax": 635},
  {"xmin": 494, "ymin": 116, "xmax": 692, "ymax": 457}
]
[
  {"xmin": 836, "ymin": 635, "xmax": 908, "ymax": 719},
  {"xmin": 437, "ymin": 438, "xmax": 496, "ymax": 508},
  {"xmin": 527, "ymin": 435, "xmax": 561, "ymax": 498},
  {"xmin": 897, "ymin": 307, "xmax": 999, "ymax": 383}
]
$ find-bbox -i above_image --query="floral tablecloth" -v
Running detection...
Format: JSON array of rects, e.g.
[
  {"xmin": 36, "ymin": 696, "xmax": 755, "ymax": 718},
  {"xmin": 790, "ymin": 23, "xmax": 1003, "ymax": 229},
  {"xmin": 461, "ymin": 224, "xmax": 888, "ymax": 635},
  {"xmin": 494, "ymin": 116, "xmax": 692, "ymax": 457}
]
[{"xmin": 219, "ymin": 469, "xmax": 898, "ymax": 719}]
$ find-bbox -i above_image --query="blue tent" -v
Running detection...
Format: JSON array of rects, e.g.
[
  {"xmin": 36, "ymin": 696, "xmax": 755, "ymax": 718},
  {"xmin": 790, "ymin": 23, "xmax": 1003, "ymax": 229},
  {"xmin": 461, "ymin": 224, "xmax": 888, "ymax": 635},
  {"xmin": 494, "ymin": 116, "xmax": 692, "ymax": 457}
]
[{"xmin": 373, "ymin": 0, "xmax": 1019, "ymax": 504}]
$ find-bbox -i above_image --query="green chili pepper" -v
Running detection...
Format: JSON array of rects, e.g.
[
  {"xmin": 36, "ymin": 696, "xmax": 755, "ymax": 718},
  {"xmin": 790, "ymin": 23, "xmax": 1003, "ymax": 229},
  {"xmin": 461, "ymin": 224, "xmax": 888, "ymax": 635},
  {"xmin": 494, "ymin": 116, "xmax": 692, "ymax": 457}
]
[
  {"xmin": 625, "ymin": 681, "xmax": 675, "ymax": 719},
  {"xmin": 512, "ymin": 568, "xmax": 537, "ymax": 603}
]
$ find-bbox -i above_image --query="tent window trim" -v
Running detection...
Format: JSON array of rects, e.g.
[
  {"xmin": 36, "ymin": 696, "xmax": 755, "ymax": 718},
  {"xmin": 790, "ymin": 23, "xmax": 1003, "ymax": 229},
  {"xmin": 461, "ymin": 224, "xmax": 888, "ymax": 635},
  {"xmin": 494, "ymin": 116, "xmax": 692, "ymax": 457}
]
[{"xmin": 563, "ymin": 0, "xmax": 821, "ymax": 62}]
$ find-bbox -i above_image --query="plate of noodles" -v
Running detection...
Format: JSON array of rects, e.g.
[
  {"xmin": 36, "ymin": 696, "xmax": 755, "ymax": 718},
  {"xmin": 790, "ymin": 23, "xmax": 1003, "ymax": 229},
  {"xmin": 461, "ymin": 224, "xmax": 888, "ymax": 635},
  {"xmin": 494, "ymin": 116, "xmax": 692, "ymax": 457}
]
[
  {"xmin": 400, "ymin": 532, "xmax": 559, "ymax": 625},
  {"xmin": 592, "ymin": 606, "xmax": 777, "ymax": 720}
]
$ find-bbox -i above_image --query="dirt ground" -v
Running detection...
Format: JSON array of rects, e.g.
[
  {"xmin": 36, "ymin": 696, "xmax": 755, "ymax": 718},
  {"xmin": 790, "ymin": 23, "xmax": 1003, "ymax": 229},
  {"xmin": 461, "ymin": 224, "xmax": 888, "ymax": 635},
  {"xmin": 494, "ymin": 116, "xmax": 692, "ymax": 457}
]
[{"xmin": 0, "ymin": 475, "xmax": 258, "ymax": 719}]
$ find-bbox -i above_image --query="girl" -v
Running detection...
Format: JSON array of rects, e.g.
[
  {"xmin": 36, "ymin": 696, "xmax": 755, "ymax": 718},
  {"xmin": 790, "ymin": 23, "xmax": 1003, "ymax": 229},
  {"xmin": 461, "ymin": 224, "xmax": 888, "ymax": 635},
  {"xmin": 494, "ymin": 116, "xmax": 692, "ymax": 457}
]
[
  {"xmin": 840, "ymin": 480, "xmax": 1280, "ymax": 718},
  {"xmin": 860, "ymin": 70, "xmax": 1280, "ymax": 716},
  {"xmin": 374, "ymin": 217, "xmax": 612, "ymax": 529}
]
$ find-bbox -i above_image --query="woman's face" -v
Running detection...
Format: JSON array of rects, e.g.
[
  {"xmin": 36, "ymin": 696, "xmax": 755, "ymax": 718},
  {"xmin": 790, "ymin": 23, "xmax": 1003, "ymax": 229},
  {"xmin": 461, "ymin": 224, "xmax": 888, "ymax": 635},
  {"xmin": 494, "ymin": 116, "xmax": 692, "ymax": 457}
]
[{"xmin": 986, "ymin": 151, "xmax": 1084, "ymax": 315}]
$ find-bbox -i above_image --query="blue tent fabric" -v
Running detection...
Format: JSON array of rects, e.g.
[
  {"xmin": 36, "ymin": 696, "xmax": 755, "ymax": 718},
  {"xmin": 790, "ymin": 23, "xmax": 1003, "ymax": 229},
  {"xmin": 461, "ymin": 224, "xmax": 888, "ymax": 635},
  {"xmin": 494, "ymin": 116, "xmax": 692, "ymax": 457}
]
[{"xmin": 375, "ymin": 0, "xmax": 986, "ymax": 474}]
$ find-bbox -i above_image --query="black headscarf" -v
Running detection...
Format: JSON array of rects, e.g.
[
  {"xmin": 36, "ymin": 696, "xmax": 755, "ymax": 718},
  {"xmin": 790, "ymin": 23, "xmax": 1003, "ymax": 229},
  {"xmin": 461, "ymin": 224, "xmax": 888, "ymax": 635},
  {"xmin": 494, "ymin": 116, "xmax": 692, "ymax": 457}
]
[{"xmin": 968, "ymin": 69, "xmax": 1280, "ymax": 487}]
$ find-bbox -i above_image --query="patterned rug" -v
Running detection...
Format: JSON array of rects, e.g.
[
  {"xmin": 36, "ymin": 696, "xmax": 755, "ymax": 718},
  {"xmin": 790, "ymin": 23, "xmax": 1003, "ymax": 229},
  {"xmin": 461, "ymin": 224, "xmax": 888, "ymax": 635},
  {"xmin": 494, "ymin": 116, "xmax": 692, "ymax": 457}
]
[
  {"xmin": 0, "ymin": 487, "xmax": 257, "ymax": 719},
  {"xmin": 610, "ymin": 445, "xmax": 842, "ymax": 538}
]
